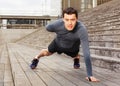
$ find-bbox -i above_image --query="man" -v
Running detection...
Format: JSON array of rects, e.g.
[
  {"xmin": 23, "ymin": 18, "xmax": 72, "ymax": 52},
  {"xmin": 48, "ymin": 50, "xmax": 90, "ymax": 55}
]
[{"xmin": 30, "ymin": 7, "xmax": 99, "ymax": 82}]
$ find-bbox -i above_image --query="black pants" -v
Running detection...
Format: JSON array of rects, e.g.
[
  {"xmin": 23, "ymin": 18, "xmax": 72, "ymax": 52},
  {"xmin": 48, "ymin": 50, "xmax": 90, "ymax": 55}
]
[{"xmin": 48, "ymin": 39, "xmax": 79, "ymax": 57}]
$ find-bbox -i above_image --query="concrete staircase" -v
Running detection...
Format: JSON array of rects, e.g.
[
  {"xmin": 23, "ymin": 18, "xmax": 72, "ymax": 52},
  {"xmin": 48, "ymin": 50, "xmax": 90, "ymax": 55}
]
[
  {"xmin": 78, "ymin": 0, "xmax": 120, "ymax": 71},
  {"xmin": 16, "ymin": 27, "xmax": 55, "ymax": 49}
]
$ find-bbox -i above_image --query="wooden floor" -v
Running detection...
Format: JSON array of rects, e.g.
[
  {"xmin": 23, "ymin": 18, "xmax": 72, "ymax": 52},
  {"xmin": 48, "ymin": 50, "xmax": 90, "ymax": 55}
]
[{"xmin": 0, "ymin": 43, "xmax": 120, "ymax": 86}]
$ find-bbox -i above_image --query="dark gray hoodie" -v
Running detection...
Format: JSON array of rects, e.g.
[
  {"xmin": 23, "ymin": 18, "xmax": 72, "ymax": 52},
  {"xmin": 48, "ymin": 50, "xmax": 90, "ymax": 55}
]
[{"xmin": 46, "ymin": 19, "xmax": 92, "ymax": 77}]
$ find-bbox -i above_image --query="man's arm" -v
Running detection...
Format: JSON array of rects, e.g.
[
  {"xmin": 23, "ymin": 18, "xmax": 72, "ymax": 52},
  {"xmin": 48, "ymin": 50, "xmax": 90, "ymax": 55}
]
[
  {"xmin": 80, "ymin": 25, "xmax": 93, "ymax": 77},
  {"xmin": 81, "ymin": 37, "xmax": 93, "ymax": 77},
  {"xmin": 79, "ymin": 24, "xmax": 99, "ymax": 82},
  {"xmin": 46, "ymin": 23, "xmax": 55, "ymax": 32}
]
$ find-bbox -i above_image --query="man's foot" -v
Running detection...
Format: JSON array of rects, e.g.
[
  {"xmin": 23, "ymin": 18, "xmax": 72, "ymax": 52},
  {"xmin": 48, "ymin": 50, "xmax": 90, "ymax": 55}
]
[
  {"xmin": 74, "ymin": 58, "xmax": 80, "ymax": 69},
  {"xmin": 30, "ymin": 59, "xmax": 39, "ymax": 69}
]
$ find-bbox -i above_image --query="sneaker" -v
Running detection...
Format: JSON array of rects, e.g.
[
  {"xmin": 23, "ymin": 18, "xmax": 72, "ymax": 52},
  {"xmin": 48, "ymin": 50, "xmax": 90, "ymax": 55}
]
[
  {"xmin": 30, "ymin": 59, "xmax": 39, "ymax": 69},
  {"xmin": 74, "ymin": 58, "xmax": 80, "ymax": 69}
]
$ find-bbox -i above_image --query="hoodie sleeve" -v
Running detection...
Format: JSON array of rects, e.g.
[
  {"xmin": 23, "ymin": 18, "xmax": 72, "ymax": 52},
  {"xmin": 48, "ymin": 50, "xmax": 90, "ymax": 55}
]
[
  {"xmin": 46, "ymin": 22, "xmax": 55, "ymax": 32},
  {"xmin": 80, "ymin": 24, "xmax": 93, "ymax": 77}
]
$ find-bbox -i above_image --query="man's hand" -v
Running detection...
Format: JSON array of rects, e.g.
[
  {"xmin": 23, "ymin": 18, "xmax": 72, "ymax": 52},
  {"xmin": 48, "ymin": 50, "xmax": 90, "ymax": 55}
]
[{"xmin": 86, "ymin": 76, "xmax": 100, "ymax": 82}]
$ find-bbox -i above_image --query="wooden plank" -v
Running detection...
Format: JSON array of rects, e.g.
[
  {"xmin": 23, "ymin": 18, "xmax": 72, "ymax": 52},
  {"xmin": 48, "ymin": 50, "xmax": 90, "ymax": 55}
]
[
  {"xmin": 0, "ymin": 83, "xmax": 4, "ymax": 86},
  {"xmin": 0, "ymin": 64, "xmax": 4, "ymax": 85},
  {"xmin": 14, "ymin": 46, "xmax": 61, "ymax": 86},
  {"xmin": 4, "ymin": 82, "xmax": 14, "ymax": 86},
  {"xmin": 56, "ymin": 70, "xmax": 90, "ymax": 86},
  {"xmin": 90, "ymin": 67, "xmax": 120, "ymax": 86},
  {"xmin": 7, "ymin": 44, "xmax": 32, "ymax": 86},
  {"xmin": 4, "ymin": 70, "xmax": 14, "ymax": 86},
  {"xmin": 48, "ymin": 72, "xmax": 76, "ymax": 86},
  {"xmin": 14, "ymin": 44, "xmax": 100, "ymax": 86},
  {"xmin": 8, "ymin": 43, "xmax": 46, "ymax": 86},
  {"xmin": 0, "ymin": 45, "xmax": 5, "ymax": 85},
  {"xmin": 14, "ymin": 52, "xmax": 46, "ymax": 86},
  {"xmin": 37, "ymin": 72, "xmax": 61, "ymax": 86},
  {"xmin": 8, "ymin": 43, "xmax": 120, "ymax": 86},
  {"xmin": 0, "ymin": 45, "xmax": 14, "ymax": 86},
  {"xmin": 14, "ymin": 44, "xmax": 75, "ymax": 86},
  {"xmin": 57, "ymin": 54, "xmax": 120, "ymax": 85},
  {"xmin": 40, "ymin": 56, "xmax": 106, "ymax": 86},
  {"xmin": 37, "ymin": 55, "xmax": 90, "ymax": 86},
  {"xmin": 40, "ymin": 54, "xmax": 117, "ymax": 86}
]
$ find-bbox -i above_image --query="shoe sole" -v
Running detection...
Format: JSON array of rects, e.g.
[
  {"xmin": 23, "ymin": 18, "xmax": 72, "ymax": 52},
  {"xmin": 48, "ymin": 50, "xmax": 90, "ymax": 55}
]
[{"xmin": 30, "ymin": 64, "xmax": 37, "ymax": 69}]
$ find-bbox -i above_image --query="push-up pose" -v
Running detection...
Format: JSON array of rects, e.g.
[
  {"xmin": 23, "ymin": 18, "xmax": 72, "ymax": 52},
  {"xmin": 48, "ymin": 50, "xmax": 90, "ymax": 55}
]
[{"xmin": 30, "ymin": 7, "xmax": 99, "ymax": 82}]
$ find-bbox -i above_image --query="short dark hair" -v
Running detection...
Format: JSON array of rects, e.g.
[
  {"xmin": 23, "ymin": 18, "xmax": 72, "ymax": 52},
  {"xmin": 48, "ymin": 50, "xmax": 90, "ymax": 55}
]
[{"xmin": 62, "ymin": 7, "xmax": 78, "ymax": 18}]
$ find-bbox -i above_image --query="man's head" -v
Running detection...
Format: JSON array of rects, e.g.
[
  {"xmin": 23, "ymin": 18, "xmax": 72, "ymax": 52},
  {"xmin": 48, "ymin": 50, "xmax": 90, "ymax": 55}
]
[{"xmin": 62, "ymin": 7, "xmax": 78, "ymax": 31}]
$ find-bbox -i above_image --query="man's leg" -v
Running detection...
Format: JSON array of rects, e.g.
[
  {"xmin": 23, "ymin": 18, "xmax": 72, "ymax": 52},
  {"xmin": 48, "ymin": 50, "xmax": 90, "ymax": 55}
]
[
  {"xmin": 30, "ymin": 49, "xmax": 52, "ymax": 69},
  {"xmin": 35, "ymin": 49, "xmax": 52, "ymax": 59},
  {"xmin": 73, "ymin": 54, "xmax": 80, "ymax": 69}
]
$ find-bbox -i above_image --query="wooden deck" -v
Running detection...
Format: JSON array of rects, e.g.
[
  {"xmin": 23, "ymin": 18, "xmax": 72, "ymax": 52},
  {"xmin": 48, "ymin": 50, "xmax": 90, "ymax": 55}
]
[{"xmin": 0, "ymin": 43, "xmax": 120, "ymax": 86}]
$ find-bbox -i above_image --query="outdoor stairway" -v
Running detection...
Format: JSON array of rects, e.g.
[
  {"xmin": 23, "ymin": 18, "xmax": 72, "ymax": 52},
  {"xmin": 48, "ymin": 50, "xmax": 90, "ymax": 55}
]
[
  {"xmin": 0, "ymin": 43, "xmax": 120, "ymax": 86},
  {"xmin": 77, "ymin": 0, "xmax": 120, "ymax": 70}
]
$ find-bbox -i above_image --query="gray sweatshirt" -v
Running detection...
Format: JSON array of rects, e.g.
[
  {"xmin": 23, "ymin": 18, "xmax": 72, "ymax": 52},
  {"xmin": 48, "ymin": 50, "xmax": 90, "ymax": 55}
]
[{"xmin": 46, "ymin": 19, "xmax": 92, "ymax": 77}]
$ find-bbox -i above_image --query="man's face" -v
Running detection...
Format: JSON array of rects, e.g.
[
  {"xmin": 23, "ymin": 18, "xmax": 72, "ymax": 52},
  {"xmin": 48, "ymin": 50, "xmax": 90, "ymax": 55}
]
[{"xmin": 63, "ymin": 13, "xmax": 77, "ymax": 31}]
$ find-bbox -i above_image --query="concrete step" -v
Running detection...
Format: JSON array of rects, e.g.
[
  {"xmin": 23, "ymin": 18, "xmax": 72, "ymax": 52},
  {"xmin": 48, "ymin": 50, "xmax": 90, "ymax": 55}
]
[
  {"xmin": 89, "ymin": 46, "xmax": 120, "ymax": 58},
  {"xmin": 80, "ymin": 52, "xmax": 120, "ymax": 72},
  {"xmin": 0, "ymin": 29, "xmax": 36, "ymax": 43}
]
